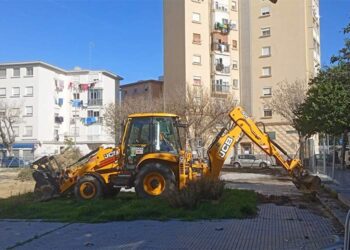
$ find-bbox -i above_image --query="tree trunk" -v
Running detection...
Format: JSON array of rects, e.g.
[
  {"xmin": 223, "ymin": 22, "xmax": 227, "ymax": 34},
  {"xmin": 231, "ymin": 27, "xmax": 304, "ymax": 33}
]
[
  {"xmin": 341, "ymin": 129, "xmax": 348, "ymax": 169},
  {"xmin": 298, "ymin": 133, "xmax": 305, "ymax": 163}
]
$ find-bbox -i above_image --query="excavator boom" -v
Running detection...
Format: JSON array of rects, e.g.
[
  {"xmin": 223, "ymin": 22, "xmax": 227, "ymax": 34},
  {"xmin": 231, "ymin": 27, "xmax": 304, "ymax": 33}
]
[{"xmin": 207, "ymin": 106, "xmax": 321, "ymax": 192}]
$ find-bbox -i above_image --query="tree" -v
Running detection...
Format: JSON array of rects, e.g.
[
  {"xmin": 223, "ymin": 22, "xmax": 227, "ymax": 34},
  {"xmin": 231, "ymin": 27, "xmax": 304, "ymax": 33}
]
[
  {"xmin": 104, "ymin": 87, "xmax": 238, "ymax": 156},
  {"xmin": 296, "ymin": 20, "xmax": 350, "ymax": 167},
  {"xmin": 265, "ymin": 80, "xmax": 308, "ymax": 159},
  {"xmin": 0, "ymin": 101, "xmax": 22, "ymax": 156},
  {"xmin": 104, "ymin": 96, "xmax": 163, "ymax": 144}
]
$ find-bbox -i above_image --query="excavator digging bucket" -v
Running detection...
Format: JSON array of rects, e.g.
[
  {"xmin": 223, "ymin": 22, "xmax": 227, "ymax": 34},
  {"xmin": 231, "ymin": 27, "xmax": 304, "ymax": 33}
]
[{"xmin": 292, "ymin": 174, "xmax": 321, "ymax": 193}]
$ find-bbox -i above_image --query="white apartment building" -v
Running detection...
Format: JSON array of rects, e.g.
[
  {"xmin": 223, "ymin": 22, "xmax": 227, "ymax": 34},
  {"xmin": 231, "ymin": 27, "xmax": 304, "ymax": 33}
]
[{"xmin": 0, "ymin": 61, "xmax": 122, "ymax": 161}]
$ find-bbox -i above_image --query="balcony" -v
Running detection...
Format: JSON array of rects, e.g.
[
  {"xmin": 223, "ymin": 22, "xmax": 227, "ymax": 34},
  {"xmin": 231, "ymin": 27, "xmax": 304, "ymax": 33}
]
[
  {"xmin": 215, "ymin": 63, "xmax": 231, "ymax": 74},
  {"xmin": 212, "ymin": 83, "xmax": 230, "ymax": 93},
  {"xmin": 212, "ymin": 43, "xmax": 230, "ymax": 53},
  {"xmin": 88, "ymin": 99, "xmax": 103, "ymax": 106},
  {"xmin": 54, "ymin": 116, "xmax": 64, "ymax": 123},
  {"xmin": 214, "ymin": 22, "xmax": 230, "ymax": 34},
  {"xmin": 213, "ymin": 2, "xmax": 228, "ymax": 12}
]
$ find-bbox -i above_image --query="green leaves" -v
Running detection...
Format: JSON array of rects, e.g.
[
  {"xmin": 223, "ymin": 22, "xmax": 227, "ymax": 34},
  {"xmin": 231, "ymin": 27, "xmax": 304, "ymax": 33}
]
[{"xmin": 295, "ymin": 66, "xmax": 350, "ymax": 136}]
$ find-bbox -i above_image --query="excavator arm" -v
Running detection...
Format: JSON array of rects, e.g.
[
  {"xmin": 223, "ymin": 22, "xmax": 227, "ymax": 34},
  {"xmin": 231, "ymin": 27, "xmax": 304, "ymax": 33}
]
[{"xmin": 207, "ymin": 106, "xmax": 321, "ymax": 192}]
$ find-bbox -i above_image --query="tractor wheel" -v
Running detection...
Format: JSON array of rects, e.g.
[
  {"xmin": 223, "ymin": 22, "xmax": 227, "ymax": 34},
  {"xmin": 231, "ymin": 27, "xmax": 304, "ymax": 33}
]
[
  {"xmin": 135, "ymin": 163, "xmax": 176, "ymax": 198},
  {"xmin": 74, "ymin": 175, "xmax": 103, "ymax": 201}
]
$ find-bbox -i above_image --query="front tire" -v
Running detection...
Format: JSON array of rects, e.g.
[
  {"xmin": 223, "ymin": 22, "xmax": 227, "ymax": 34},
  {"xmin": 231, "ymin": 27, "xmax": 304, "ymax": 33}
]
[
  {"xmin": 135, "ymin": 163, "xmax": 176, "ymax": 198},
  {"xmin": 233, "ymin": 162, "xmax": 241, "ymax": 168},
  {"xmin": 259, "ymin": 162, "xmax": 268, "ymax": 168},
  {"xmin": 74, "ymin": 175, "xmax": 103, "ymax": 201}
]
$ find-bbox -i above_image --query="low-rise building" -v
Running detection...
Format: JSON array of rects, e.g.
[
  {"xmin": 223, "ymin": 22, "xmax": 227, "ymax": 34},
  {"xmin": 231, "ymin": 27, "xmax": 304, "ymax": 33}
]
[
  {"xmin": 0, "ymin": 61, "xmax": 122, "ymax": 161},
  {"xmin": 120, "ymin": 79, "xmax": 163, "ymax": 103}
]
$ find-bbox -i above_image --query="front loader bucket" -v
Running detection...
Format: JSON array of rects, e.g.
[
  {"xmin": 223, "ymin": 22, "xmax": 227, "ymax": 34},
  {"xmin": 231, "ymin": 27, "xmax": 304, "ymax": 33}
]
[
  {"xmin": 32, "ymin": 170, "xmax": 60, "ymax": 201},
  {"xmin": 292, "ymin": 174, "xmax": 321, "ymax": 193}
]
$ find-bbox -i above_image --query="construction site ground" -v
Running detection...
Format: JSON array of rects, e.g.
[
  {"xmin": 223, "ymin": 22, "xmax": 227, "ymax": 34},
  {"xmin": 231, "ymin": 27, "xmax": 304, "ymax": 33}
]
[{"xmin": 0, "ymin": 166, "xmax": 345, "ymax": 249}]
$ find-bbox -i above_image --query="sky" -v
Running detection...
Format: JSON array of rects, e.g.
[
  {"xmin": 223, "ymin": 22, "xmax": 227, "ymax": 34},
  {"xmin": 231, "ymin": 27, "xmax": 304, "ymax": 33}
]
[{"xmin": 0, "ymin": 0, "xmax": 349, "ymax": 84}]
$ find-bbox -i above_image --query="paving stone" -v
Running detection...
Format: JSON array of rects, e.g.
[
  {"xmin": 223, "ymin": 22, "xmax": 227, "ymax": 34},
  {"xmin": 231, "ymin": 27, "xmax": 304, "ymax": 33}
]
[{"xmin": 15, "ymin": 204, "xmax": 338, "ymax": 250}]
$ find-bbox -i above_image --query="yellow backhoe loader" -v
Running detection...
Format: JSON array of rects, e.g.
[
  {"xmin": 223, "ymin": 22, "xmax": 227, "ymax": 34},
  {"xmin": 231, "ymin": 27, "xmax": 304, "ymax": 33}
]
[{"xmin": 32, "ymin": 106, "xmax": 320, "ymax": 201}]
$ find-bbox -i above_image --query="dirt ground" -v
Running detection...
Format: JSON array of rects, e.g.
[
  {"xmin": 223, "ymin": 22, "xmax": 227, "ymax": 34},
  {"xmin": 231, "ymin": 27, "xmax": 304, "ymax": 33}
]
[{"xmin": 0, "ymin": 168, "xmax": 35, "ymax": 198}]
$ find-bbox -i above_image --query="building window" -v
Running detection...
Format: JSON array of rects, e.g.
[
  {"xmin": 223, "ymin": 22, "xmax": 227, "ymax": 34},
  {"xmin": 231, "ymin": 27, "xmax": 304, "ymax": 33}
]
[
  {"xmin": 73, "ymin": 93, "xmax": 80, "ymax": 99},
  {"xmin": 0, "ymin": 88, "xmax": 6, "ymax": 97},
  {"xmin": 192, "ymin": 55, "xmax": 201, "ymax": 65},
  {"xmin": 193, "ymin": 85, "xmax": 203, "ymax": 105},
  {"xmin": 230, "ymin": 20, "xmax": 238, "ymax": 30},
  {"xmin": 261, "ymin": 6, "xmax": 270, "ymax": 16},
  {"xmin": 13, "ymin": 126, "xmax": 19, "ymax": 137},
  {"xmin": 212, "ymin": 79, "xmax": 230, "ymax": 93},
  {"xmin": 11, "ymin": 87, "xmax": 20, "ymax": 97},
  {"xmin": 0, "ymin": 68, "xmax": 6, "ymax": 78},
  {"xmin": 262, "ymin": 67, "xmax": 271, "ymax": 77},
  {"xmin": 286, "ymin": 130, "xmax": 298, "ymax": 134},
  {"xmin": 231, "ymin": 1, "xmax": 237, "ymax": 11},
  {"xmin": 266, "ymin": 131, "xmax": 276, "ymax": 140},
  {"xmin": 263, "ymin": 108, "xmax": 273, "ymax": 117},
  {"xmin": 232, "ymin": 60, "xmax": 238, "ymax": 70},
  {"xmin": 193, "ymin": 76, "xmax": 202, "ymax": 85},
  {"xmin": 24, "ymin": 86, "xmax": 33, "ymax": 96},
  {"xmin": 262, "ymin": 87, "xmax": 272, "ymax": 96},
  {"xmin": 261, "ymin": 27, "xmax": 271, "ymax": 37},
  {"xmin": 13, "ymin": 68, "xmax": 20, "ymax": 77},
  {"xmin": 24, "ymin": 126, "xmax": 33, "ymax": 137},
  {"xmin": 11, "ymin": 108, "xmax": 20, "ymax": 117},
  {"xmin": 193, "ymin": 33, "xmax": 201, "ymax": 44},
  {"xmin": 261, "ymin": 46, "xmax": 271, "ymax": 57},
  {"xmin": 25, "ymin": 106, "xmax": 33, "ymax": 116},
  {"xmin": 232, "ymin": 40, "xmax": 238, "ymax": 49},
  {"xmin": 233, "ymin": 79, "xmax": 239, "ymax": 89},
  {"xmin": 26, "ymin": 67, "xmax": 33, "ymax": 76},
  {"xmin": 88, "ymin": 89, "xmax": 103, "ymax": 106},
  {"xmin": 88, "ymin": 110, "xmax": 100, "ymax": 117},
  {"xmin": 192, "ymin": 12, "xmax": 201, "ymax": 23}
]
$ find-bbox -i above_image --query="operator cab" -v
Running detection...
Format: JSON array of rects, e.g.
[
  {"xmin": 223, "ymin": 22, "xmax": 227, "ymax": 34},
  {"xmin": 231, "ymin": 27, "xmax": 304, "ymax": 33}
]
[{"xmin": 122, "ymin": 114, "xmax": 182, "ymax": 169}]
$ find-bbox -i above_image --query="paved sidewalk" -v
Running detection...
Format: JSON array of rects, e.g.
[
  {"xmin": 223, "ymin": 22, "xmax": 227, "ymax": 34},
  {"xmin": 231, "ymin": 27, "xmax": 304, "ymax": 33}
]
[
  {"xmin": 0, "ymin": 204, "xmax": 340, "ymax": 250},
  {"xmin": 323, "ymin": 167, "xmax": 350, "ymax": 208}
]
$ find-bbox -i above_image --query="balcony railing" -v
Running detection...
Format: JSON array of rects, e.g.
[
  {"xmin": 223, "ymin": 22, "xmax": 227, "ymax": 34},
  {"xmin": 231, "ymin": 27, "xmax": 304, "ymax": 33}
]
[
  {"xmin": 88, "ymin": 99, "xmax": 103, "ymax": 106},
  {"xmin": 212, "ymin": 43, "xmax": 230, "ymax": 53},
  {"xmin": 215, "ymin": 64, "xmax": 231, "ymax": 74},
  {"xmin": 212, "ymin": 83, "xmax": 230, "ymax": 93},
  {"xmin": 213, "ymin": 3, "xmax": 228, "ymax": 12}
]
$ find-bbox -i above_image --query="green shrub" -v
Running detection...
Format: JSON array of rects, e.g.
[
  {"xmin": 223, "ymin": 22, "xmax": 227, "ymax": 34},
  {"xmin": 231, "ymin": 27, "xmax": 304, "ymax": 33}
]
[{"xmin": 166, "ymin": 177, "xmax": 225, "ymax": 209}]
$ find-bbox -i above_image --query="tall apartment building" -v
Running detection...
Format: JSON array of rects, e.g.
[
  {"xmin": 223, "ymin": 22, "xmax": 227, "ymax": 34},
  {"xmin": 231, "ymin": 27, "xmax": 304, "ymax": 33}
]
[
  {"xmin": 0, "ymin": 61, "xmax": 122, "ymax": 161},
  {"xmin": 164, "ymin": 0, "xmax": 240, "ymax": 104},
  {"xmin": 164, "ymin": 0, "xmax": 320, "ymax": 156},
  {"xmin": 239, "ymin": 0, "xmax": 321, "ymax": 155}
]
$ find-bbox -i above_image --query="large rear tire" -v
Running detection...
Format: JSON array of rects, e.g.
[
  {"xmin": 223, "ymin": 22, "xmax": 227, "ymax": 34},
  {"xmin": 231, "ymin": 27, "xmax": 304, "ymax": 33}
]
[
  {"xmin": 135, "ymin": 163, "xmax": 176, "ymax": 198},
  {"xmin": 74, "ymin": 175, "xmax": 103, "ymax": 201}
]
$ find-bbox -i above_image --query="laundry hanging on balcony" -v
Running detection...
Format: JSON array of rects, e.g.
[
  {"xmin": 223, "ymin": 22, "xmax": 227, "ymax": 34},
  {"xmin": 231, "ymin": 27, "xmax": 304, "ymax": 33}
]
[
  {"xmin": 71, "ymin": 99, "xmax": 83, "ymax": 108},
  {"xmin": 79, "ymin": 84, "xmax": 90, "ymax": 91},
  {"xmin": 58, "ymin": 98, "xmax": 64, "ymax": 106},
  {"xmin": 81, "ymin": 117, "xmax": 97, "ymax": 125}
]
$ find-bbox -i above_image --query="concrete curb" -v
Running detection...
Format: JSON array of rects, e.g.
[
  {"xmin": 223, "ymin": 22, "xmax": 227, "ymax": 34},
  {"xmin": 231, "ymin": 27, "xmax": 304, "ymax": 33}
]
[{"xmin": 317, "ymin": 183, "xmax": 350, "ymax": 227}]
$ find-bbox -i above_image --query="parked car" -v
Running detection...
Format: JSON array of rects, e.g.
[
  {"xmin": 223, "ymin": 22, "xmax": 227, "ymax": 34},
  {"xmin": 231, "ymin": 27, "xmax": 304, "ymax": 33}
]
[
  {"xmin": 230, "ymin": 154, "xmax": 271, "ymax": 168},
  {"xmin": 1, "ymin": 156, "xmax": 27, "ymax": 168}
]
